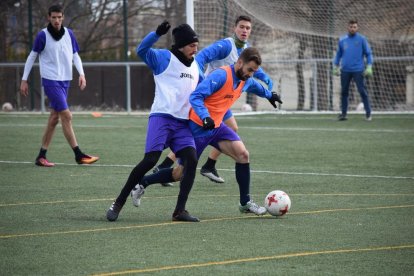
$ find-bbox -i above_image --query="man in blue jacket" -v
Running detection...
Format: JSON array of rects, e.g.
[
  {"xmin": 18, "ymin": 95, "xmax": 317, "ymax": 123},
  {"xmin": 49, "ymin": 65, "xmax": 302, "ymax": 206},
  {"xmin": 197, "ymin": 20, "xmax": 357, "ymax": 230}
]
[{"xmin": 333, "ymin": 19, "xmax": 373, "ymax": 121}]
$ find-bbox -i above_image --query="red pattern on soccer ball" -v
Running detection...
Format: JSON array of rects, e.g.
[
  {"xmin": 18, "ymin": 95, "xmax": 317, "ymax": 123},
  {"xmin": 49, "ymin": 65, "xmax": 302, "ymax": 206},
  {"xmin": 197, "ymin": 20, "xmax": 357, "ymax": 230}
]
[
  {"xmin": 267, "ymin": 194, "xmax": 278, "ymax": 206},
  {"xmin": 279, "ymin": 205, "xmax": 289, "ymax": 215}
]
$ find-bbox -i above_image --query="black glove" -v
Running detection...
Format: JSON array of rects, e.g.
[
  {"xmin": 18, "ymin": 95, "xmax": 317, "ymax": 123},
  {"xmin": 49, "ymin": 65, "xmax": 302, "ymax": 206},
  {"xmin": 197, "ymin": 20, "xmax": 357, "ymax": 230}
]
[
  {"xmin": 156, "ymin": 20, "xmax": 171, "ymax": 36},
  {"xmin": 268, "ymin": 92, "xmax": 283, "ymax": 108},
  {"xmin": 202, "ymin": 117, "xmax": 215, "ymax": 130}
]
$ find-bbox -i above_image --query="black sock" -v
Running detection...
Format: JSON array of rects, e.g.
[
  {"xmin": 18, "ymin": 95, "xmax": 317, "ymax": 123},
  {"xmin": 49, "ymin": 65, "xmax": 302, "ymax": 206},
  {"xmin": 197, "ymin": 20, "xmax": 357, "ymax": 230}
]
[
  {"xmin": 115, "ymin": 151, "xmax": 161, "ymax": 206},
  {"xmin": 202, "ymin": 157, "xmax": 216, "ymax": 170},
  {"xmin": 73, "ymin": 146, "xmax": 83, "ymax": 159},
  {"xmin": 158, "ymin": 156, "xmax": 175, "ymax": 169},
  {"xmin": 37, "ymin": 148, "xmax": 47, "ymax": 159},
  {"xmin": 235, "ymin": 163, "xmax": 250, "ymax": 206},
  {"xmin": 174, "ymin": 147, "xmax": 197, "ymax": 212},
  {"xmin": 141, "ymin": 168, "xmax": 175, "ymax": 188}
]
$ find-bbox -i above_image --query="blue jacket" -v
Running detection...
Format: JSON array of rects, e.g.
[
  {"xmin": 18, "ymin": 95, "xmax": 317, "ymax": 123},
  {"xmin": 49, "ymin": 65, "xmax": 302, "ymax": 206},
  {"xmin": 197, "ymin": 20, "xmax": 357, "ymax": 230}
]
[{"xmin": 333, "ymin": 33, "xmax": 373, "ymax": 72}]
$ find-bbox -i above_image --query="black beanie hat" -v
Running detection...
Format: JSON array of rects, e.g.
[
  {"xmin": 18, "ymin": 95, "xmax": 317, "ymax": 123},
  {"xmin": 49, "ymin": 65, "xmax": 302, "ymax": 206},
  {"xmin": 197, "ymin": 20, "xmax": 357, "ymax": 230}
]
[{"xmin": 172, "ymin": 24, "xmax": 199, "ymax": 48}]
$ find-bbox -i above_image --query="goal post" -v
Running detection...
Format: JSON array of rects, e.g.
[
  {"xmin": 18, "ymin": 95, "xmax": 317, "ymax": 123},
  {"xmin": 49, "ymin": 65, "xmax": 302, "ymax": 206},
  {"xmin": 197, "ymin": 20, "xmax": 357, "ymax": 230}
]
[{"xmin": 192, "ymin": 0, "xmax": 414, "ymax": 112}]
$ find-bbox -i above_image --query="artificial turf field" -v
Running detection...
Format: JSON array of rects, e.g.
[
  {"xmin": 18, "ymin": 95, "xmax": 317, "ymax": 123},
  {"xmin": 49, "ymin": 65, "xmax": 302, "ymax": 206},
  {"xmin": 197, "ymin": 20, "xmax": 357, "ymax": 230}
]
[{"xmin": 0, "ymin": 112, "xmax": 413, "ymax": 275}]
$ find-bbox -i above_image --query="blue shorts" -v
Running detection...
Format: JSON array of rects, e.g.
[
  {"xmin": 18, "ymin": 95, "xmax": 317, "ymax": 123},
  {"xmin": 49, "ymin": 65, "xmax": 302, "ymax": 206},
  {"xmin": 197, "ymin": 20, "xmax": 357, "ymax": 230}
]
[
  {"xmin": 194, "ymin": 122, "xmax": 241, "ymax": 159},
  {"xmin": 223, "ymin": 109, "xmax": 233, "ymax": 121},
  {"xmin": 44, "ymin": 86, "xmax": 69, "ymax": 112},
  {"xmin": 145, "ymin": 115, "xmax": 195, "ymax": 154}
]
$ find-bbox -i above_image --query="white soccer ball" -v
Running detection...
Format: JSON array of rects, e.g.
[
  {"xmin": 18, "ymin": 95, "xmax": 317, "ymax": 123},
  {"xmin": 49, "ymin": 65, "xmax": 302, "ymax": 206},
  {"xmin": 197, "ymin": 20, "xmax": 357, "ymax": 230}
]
[
  {"xmin": 241, "ymin": 103, "xmax": 252, "ymax": 112},
  {"xmin": 356, "ymin": 102, "xmax": 364, "ymax": 111},
  {"xmin": 264, "ymin": 190, "xmax": 291, "ymax": 216},
  {"xmin": 2, "ymin": 102, "xmax": 13, "ymax": 112}
]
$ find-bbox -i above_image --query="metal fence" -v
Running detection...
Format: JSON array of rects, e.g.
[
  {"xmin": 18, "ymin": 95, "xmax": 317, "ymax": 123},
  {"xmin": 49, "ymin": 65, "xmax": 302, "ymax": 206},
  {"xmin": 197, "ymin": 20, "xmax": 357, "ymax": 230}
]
[{"xmin": 1, "ymin": 57, "xmax": 413, "ymax": 113}]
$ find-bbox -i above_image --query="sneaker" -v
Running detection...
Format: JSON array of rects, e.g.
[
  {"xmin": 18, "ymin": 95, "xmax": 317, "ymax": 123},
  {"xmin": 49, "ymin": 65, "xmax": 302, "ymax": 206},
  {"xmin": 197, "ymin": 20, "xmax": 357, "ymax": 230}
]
[
  {"xmin": 35, "ymin": 157, "xmax": 55, "ymax": 167},
  {"xmin": 337, "ymin": 114, "xmax": 348, "ymax": 121},
  {"xmin": 239, "ymin": 200, "xmax": 267, "ymax": 215},
  {"xmin": 200, "ymin": 167, "xmax": 225, "ymax": 183},
  {"xmin": 106, "ymin": 201, "xmax": 122, "ymax": 221},
  {"xmin": 153, "ymin": 166, "xmax": 173, "ymax": 187},
  {"xmin": 365, "ymin": 115, "xmax": 372, "ymax": 121},
  {"xmin": 172, "ymin": 210, "xmax": 200, "ymax": 222},
  {"xmin": 130, "ymin": 184, "xmax": 145, "ymax": 207},
  {"xmin": 76, "ymin": 154, "xmax": 99, "ymax": 165}
]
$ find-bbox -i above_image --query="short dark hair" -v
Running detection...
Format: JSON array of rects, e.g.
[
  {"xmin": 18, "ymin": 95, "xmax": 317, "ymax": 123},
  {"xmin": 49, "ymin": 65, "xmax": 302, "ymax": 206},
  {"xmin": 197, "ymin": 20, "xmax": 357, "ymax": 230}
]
[
  {"xmin": 239, "ymin": 47, "xmax": 262, "ymax": 66},
  {"xmin": 235, "ymin": 15, "xmax": 252, "ymax": 26},
  {"xmin": 48, "ymin": 4, "xmax": 64, "ymax": 16},
  {"xmin": 348, "ymin": 19, "xmax": 358, "ymax": 25}
]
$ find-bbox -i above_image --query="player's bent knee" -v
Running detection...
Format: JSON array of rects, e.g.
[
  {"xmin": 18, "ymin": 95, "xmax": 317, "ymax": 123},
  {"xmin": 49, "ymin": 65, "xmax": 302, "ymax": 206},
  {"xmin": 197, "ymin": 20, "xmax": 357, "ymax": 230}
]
[
  {"xmin": 172, "ymin": 166, "xmax": 184, "ymax": 181},
  {"xmin": 238, "ymin": 149, "xmax": 249, "ymax": 163}
]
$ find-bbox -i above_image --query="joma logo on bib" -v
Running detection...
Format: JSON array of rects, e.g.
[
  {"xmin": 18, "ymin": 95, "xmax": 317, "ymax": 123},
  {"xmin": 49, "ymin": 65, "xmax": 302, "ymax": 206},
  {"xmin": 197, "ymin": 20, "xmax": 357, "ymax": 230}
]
[{"xmin": 180, "ymin": 73, "xmax": 194, "ymax": 79}]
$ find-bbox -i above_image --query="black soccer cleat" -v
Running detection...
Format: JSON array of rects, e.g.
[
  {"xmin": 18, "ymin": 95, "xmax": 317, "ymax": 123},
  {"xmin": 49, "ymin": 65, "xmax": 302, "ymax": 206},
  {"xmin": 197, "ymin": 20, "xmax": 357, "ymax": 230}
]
[
  {"xmin": 106, "ymin": 201, "xmax": 122, "ymax": 221},
  {"xmin": 200, "ymin": 167, "xmax": 225, "ymax": 183},
  {"xmin": 337, "ymin": 114, "xmax": 348, "ymax": 121},
  {"xmin": 172, "ymin": 210, "xmax": 200, "ymax": 222}
]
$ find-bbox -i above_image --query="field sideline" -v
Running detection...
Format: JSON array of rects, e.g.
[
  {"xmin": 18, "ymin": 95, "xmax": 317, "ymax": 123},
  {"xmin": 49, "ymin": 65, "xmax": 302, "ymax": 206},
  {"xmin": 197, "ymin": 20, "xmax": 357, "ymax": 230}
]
[{"xmin": 0, "ymin": 113, "xmax": 413, "ymax": 275}]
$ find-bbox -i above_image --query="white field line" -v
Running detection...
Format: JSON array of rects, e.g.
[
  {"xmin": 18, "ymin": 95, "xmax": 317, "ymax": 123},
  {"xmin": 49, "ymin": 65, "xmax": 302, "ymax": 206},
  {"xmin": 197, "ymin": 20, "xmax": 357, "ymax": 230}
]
[
  {"xmin": 0, "ymin": 123, "xmax": 413, "ymax": 133},
  {"xmin": 0, "ymin": 160, "xmax": 413, "ymax": 180},
  {"xmin": 243, "ymin": 126, "xmax": 414, "ymax": 133}
]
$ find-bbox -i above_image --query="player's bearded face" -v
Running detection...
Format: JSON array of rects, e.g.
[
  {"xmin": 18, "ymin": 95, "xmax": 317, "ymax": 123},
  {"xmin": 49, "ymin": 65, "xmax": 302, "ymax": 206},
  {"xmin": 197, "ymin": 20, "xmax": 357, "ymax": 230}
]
[
  {"xmin": 348, "ymin": 23, "xmax": 358, "ymax": 36},
  {"xmin": 236, "ymin": 61, "xmax": 259, "ymax": 81},
  {"xmin": 181, "ymin": 43, "xmax": 199, "ymax": 59},
  {"xmin": 236, "ymin": 67, "xmax": 249, "ymax": 80}
]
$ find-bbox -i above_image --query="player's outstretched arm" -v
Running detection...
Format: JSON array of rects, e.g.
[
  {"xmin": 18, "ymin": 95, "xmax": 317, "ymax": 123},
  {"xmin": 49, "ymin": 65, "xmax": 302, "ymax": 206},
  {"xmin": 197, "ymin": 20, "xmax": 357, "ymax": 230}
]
[
  {"xmin": 136, "ymin": 20, "xmax": 171, "ymax": 73},
  {"xmin": 253, "ymin": 67, "xmax": 273, "ymax": 91}
]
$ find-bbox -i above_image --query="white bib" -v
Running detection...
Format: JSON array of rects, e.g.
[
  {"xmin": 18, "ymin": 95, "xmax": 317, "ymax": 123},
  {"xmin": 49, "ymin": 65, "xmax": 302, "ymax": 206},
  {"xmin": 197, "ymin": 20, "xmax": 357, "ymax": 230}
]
[{"xmin": 152, "ymin": 54, "xmax": 199, "ymax": 119}]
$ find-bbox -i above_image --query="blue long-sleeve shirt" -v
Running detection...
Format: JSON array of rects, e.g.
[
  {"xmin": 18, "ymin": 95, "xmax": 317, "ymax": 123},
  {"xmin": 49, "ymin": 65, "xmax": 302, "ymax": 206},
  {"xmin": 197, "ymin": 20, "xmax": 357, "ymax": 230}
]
[
  {"xmin": 136, "ymin": 31, "xmax": 205, "ymax": 119},
  {"xmin": 189, "ymin": 64, "xmax": 272, "ymax": 137},
  {"xmin": 195, "ymin": 38, "xmax": 273, "ymax": 90},
  {"xmin": 333, "ymin": 33, "xmax": 373, "ymax": 72},
  {"xmin": 137, "ymin": 31, "xmax": 204, "ymax": 76}
]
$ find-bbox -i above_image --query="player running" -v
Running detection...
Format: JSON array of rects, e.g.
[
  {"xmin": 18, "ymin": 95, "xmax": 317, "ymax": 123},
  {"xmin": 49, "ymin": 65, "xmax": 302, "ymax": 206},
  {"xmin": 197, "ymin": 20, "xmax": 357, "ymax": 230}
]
[
  {"xmin": 153, "ymin": 15, "xmax": 274, "ymax": 185},
  {"xmin": 132, "ymin": 47, "xmax": 282, "ymax": 216},
  {"xmin": 106, "ymin": 21, "xmax": 205, "ymax": 222}
]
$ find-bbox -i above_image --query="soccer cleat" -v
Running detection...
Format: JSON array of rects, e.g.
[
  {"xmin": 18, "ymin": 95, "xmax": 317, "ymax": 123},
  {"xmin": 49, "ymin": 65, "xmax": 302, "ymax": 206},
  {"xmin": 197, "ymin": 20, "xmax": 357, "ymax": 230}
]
[
  {"xmin": 131, "ymin": 184, "xmax": 145, "ymax": 207},
  {"xmin": 152, "ymin": 166, "xmax": 173, "ymax": 187},
  {"xmin": 239, "ymin": 200, "xmax": 267, "ymax": 215},
  {"xmin": 200, "ymin": 167, "xmax": 225, "ymax": 183},
  {"xmin": 106, "ymin": 201, "xmax": 122, "ymax": 221},
  {"xmin": 35, "ymin": 157, "xmax": 55, "ymax": 167},
  {"xmin": 76, "ymin": 154, "xmax": 99, "ymax": 165},
  {"xmin": 365, "ymin": 115, "xmax": 372, "ymax": 121},
  {"xmin": 337, "ymin": 114, "xmax": 348, "ymax": 121},
  {"xmin": 172, "ymin": 210, "xmax": 200, "ymax": 222}
]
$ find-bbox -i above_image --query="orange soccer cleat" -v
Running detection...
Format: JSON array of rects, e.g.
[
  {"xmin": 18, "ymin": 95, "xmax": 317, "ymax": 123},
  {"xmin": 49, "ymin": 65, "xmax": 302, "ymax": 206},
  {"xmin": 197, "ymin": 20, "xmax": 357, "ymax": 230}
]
[
  {"xmin": 76, "ymin": 154, "xmax": 99, "ymax": 165},
  {"xmin": 35, "ymin": 157, "xmax": 55, "ymax": 167}
]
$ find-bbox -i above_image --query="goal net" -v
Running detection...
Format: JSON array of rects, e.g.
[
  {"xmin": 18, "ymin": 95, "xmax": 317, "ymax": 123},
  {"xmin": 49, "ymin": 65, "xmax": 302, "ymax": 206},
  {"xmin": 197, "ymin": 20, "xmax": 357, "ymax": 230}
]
[{"xmin": 193, "ymin": 0, "xmax": 414, "ymax": 112}]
